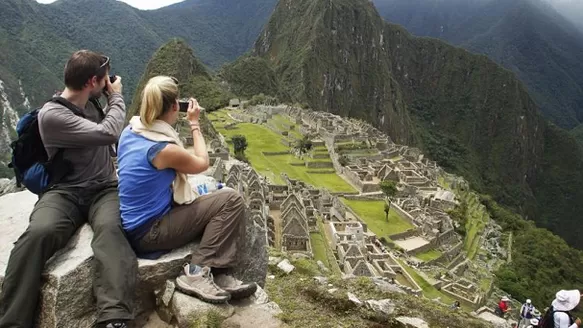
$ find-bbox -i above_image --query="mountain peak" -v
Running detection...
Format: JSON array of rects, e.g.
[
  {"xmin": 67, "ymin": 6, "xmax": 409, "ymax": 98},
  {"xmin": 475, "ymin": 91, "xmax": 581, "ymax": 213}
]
[{"xmin": 128, "ymin": 39, "xmax": 231, "ymax": 118}]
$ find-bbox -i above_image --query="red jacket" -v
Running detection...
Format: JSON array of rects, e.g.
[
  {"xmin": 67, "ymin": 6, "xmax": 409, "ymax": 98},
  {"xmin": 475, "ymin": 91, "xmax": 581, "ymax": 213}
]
[{"xmin": 498, "ymin": 301, "xmax": 509, "ymax": 312}]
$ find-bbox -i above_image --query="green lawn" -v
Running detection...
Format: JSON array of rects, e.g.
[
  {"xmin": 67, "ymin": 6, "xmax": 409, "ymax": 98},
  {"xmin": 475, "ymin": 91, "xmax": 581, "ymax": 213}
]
[
  {"xmin": 415, "ymin": 249, "xmax": 443, "ymax": 262},
  {"xmin": 341, "ymin": 199, "xmax": 414, "ymax": 238},
  {"xmin": 216, "ymin": 118, "xmax": 354, "ymax": 192}
]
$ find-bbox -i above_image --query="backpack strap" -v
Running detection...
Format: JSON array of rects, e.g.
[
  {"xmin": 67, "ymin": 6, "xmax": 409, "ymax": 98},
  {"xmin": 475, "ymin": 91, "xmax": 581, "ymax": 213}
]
[
  {"xmin": 51, "ymin": 96, "xmax": 86, "ymax": 117},
  {"xmin": 42, "ymin": 97, "xmax": 88, "ymax": 190},
  {"xmin": 88, "ymin": 97, "xmax": 106, "ymax": 121}
]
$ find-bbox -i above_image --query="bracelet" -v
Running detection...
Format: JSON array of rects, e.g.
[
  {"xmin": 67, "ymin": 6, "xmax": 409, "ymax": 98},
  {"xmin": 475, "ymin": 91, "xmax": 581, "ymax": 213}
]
[{"xmin": 190, "ymin": 122, "xmax": 200, "ymax": 127}]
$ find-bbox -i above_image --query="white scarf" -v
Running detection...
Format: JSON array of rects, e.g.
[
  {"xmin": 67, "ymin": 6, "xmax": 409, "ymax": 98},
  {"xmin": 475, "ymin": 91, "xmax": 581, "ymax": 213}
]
[{"xmin": 129, "ymin": 116, "xmax": 197, "ymax": 205}]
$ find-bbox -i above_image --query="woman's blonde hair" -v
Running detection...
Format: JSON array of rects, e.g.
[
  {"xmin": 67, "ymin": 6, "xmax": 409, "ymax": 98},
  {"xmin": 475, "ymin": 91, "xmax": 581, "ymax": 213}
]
[{"xmin": 139, "ymin": 76, "xmax": 179, "ymax": 126}]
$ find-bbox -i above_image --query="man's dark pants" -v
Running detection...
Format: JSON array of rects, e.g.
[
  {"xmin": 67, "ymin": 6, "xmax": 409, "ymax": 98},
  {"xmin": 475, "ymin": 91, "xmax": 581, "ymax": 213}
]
[{"xmin": 0, "ymin": 184, "xmax": 137, "ymax": 327}]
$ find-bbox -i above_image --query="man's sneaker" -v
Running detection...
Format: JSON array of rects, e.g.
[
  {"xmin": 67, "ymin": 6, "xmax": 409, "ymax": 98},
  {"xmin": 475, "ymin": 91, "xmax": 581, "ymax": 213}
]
[
  {"xmin": 175, "ymin": 264, "xmax": 231, "ymax": 304},
  {"xmin": 97, "ymin": 321, "xmax": 128, "ymax": 328},
  {"xmin": 213, "ymin": 273, "xmax": 258, "ymax": 300}
]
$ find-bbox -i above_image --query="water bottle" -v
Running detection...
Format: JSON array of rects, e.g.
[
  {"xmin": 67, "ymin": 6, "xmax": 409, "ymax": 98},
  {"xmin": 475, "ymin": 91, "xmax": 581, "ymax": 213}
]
[{"xmin": 189, "ymin": 174, "xmax": 224, "ymax": 195}]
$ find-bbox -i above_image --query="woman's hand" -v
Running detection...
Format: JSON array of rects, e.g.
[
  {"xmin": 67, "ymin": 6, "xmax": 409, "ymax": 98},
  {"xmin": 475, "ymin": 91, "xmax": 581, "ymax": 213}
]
[{"xmin": 187, "ymin": 98, "xmax": 201, "ymax": 123}]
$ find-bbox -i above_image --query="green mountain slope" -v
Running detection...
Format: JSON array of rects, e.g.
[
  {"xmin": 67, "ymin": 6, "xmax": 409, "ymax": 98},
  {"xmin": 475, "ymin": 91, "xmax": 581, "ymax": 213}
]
[
  {"xmin": 128, "ymin": 39, "xmax": 231, "ymax": 120},
  {"xmin": 237, "ymin": 0, "xmax": 583, "ymax": 249},
  {"xmin": 0, "ymin": 0, "xmax": 277, "ymax": 168},
  {"xmin": 373, "ymin": 0, "xmax": 583, "ymax": 129}
]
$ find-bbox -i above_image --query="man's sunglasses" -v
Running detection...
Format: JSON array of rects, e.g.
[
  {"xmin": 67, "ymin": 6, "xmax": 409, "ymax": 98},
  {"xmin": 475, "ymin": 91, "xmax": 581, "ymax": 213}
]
[{"xmin": 100, "ymin": 56, "xmax": 110, "ymax": 69}]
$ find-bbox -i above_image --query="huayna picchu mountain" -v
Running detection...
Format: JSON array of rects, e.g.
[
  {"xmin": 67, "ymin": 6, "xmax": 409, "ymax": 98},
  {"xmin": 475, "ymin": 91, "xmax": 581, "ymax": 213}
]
[
  {"xmin": 222, "ymin": 0, "xmax": 583, "ymax": 249},
  {"xmin": 129, "ymin": 39, "xmax": 232, "ymax": 119}
]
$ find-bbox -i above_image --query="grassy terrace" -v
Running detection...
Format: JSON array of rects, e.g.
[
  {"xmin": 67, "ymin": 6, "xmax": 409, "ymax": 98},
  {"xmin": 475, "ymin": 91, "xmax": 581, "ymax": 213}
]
[
  {"xmin": 340, "ymin": 199, "xmax": 414, "ymax": 238},
  {"xmin": 397, "ymin": 259, "xmax": 454, "ymax": 305},
  {"xmin": 462, "ymin": 192, "xmax": 489, "ymax": 260},
  {"xmin": 269, "ymin": 114, "xmax": 302, "ymax": 139},
  {"xmin": 209, "ymin": 110, "xmax": 355, "ymax": 192},
  {"xmin": 415, "ymin": 249, "xmax": 442, "ymax": 262}
]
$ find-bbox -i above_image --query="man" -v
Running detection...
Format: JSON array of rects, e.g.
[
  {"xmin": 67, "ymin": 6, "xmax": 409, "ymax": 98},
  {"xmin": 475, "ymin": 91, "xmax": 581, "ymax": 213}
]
[
  {"xmin": 520, "ymin": 299, "xmax": 535, "ymax": 327},
  {"xmin": 0, "ymin": 50, "xmax": 137, "ymax": 328}
]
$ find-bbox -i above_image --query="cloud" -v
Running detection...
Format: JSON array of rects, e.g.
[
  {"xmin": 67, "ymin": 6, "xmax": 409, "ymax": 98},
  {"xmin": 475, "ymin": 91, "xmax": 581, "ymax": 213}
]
[{"xmin": 35, "ymin": 0, "xmax": 185, "ymax": 10}]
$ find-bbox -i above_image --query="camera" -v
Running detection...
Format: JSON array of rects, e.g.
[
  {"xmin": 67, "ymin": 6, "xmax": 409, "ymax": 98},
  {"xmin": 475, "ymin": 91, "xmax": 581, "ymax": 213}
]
[
  {"xmin": 103, "ymin": 75, "xmax": 117, "ymax": 94},
  {"xmin": 178, "ymin": 99, "xmax": 189, "ymax": 112},
  {"xmin": 178, "ymin": 98, "xmax": 205, "ymax": 112}
]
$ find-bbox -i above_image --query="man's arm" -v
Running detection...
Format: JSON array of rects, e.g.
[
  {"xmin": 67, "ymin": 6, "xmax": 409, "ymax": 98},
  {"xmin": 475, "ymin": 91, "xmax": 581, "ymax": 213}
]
[{"xmin": 40, "ymin": 93, "xmax": 126, "ymax": 148}]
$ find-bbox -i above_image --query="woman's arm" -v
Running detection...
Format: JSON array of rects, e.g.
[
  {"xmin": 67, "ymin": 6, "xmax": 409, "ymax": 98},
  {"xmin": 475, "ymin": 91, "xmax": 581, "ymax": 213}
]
[{"xmin": 152, "ymin": 98, "xmax": 210, "ymax": 174}]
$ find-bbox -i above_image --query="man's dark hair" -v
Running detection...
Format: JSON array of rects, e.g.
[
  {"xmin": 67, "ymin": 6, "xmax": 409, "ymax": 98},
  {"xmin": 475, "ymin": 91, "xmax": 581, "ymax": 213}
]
[{"xmin": 64, "ymin": 50, "xmax": 110, "ymax": 90}]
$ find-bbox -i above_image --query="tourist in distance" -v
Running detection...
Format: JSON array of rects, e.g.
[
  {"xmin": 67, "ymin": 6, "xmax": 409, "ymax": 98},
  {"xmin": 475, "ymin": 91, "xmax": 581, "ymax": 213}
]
[
  {"xmin": 526, "ymin": 318, "xmax": 540, "ymax": 328},
  {"xmin": 496, "ymin": 296, "xmax": 512, "ymax": 318},
  {"xmin": 0, "ymin": 50, "xmax": 136, "ymax": 328},
  {"xmin": 519, "ymin": 299, "xmax": 536, "ymax": 327},
  {"xmin": 117, "ymin": 75, "xmax": 257, "ymax": 304}
]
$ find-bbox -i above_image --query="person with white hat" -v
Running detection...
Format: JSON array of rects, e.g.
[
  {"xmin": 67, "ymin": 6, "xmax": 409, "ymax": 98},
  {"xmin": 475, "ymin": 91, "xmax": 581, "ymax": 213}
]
[
  {"xmin": 550, "ymin": 289, "xmax": 582, "ymax": 328},
  {"xmin": 497, "ymin": 296, "xmax": 512, "ymax": 318},
  {"xmin": 520, "ymin": 299, "xmax": 535, "ymax": 327},
  {"xmin": 527, "ymin": 318, "xmax": 540, "ymax": 328}
]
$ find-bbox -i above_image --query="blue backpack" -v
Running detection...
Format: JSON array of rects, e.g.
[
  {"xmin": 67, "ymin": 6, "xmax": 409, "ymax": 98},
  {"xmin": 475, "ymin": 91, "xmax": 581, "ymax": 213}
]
[{"xmin": 8, "ymin": 97, "xmax": 101, "ymax": 194}]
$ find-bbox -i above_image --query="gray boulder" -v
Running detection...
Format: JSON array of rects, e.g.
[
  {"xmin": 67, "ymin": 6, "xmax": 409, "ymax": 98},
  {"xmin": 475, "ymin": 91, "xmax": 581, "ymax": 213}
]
[
  {"xmin": 0, "ymin": 190, "xmax": 268, "ymax": 328},
  {"xmin": 0, "ymin": 178, "xmax": 24, "ymax": 197}
]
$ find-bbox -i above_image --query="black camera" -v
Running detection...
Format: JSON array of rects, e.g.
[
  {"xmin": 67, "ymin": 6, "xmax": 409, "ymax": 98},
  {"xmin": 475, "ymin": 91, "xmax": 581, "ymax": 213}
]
[
  {"xmin": 178, "ymin": 99, "xmax": 190, "ymax": 112},
  {"xmin": 103, "ymin": 75, "xmax": 117, "ymax": 94}
]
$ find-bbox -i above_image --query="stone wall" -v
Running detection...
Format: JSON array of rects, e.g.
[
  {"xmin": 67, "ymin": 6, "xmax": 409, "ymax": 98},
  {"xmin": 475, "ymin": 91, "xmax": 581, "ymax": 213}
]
[
  {"xmin": 390, "ymin": 229, "xmax": 420, "ymax": 241},
  {"xmin": 389, "ymin": 203, "xmax": 417, "ymax": 227},
  {"xmin": 305, "ymin": 161, "xmax": 334, "ymax": 168}
]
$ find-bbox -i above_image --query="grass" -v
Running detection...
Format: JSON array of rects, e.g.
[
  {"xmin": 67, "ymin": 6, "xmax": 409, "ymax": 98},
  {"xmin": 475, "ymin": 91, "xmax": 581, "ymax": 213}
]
[
  {"xmin": 416, "ymin": 249, "xmax": 443, "ymax": 262},
  {"xmin": 212, "ymin": 114, "xmax": 354, "ymax": 192},
  {"xmin": 462, "ymin": 192, "xmax": 489, "ymax": 260},
  {"xmin": 397, "ymin": 259, "xmax": 454, "ymax": 305},
  {"xmin": 310, "ymin": 232, "xmax": 330, "ymax": 268},
  {"xmin": 265, "ymin": 251, "xmax": 490, "ymax": 328},
  {"xmin": 270, "ymin": 114, "xmax": 303, "ymax": 139},
  {"xmin": 340, "ymin": 199, "xmax": 414, "ymax": 238}
]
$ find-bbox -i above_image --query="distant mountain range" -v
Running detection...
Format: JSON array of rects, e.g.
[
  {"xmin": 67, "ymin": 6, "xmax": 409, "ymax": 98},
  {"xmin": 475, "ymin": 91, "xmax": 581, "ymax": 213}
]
[{"xmin": 373, "ymin": 0, "xmax": 583, "ymax": 130}]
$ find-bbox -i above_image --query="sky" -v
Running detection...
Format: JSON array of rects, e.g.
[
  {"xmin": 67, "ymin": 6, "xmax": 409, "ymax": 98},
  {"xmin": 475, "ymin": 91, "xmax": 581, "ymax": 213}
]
[{"xmin": 35, "ymin": 0, "xmax": 185, "ymax": 10}]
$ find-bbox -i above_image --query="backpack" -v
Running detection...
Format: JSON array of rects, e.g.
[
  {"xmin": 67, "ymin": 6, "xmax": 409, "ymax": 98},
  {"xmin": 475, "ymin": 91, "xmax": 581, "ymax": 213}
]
[
  {"xmin": 540, "ymin": 306, "xmax": 573, "ymax": 328},
  {"xmin": 8, "ymin": 97, "xmax": 102, "ymax": 194}
]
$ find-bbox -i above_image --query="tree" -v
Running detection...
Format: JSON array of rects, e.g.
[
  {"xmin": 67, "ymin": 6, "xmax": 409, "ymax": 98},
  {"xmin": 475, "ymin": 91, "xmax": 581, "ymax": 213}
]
[
  {"xmin": 232, "ymin": 135, "xmax": 248, "ymax": 158},
  {"xmin": 296, "ymin": 136, "xmax": 313, "ymax": 155},
  {"xmin": 338, "ymin": 155, "xmax": 349, "ymax": 166},
  {"xmin": 379, "ymin": 180, "xmax": 398, "ymax": 221}
]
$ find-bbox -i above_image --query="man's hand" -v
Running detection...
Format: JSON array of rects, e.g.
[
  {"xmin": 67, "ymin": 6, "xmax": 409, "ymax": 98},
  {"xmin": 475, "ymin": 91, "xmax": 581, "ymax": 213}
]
[{"xmin": 106, "ymin": 76, "xmax": 123, "ymax": 95}]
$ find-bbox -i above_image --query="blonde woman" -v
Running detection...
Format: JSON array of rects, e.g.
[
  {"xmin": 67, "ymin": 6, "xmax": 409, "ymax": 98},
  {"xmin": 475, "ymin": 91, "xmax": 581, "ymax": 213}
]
[{"xmin": 117, "ymin": 76, "xmax": 256, "ymax": 303}]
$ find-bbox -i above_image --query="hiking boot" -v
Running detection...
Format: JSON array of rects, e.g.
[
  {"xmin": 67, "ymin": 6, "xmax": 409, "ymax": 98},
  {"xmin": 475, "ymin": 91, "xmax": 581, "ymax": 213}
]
[
  {"xmin": 213, "ymin": 273, "xmax": 258, "ymax": 300},
  {"xmin": 175, "ymin": 264, "xmax": 231, "ymax": 304}
]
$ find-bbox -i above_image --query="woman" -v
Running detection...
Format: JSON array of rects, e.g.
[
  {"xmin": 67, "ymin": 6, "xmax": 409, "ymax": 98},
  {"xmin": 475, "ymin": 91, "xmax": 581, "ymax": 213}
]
[{"xmin": 117, "ymin": 76, "xmax": 256, "ymax": 304}]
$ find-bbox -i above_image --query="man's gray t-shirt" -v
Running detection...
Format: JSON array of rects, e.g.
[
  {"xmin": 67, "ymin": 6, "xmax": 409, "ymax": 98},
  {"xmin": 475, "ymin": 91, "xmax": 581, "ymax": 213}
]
[{"xmin": 38, "ymin": 93, "xmax": 126, "ymax": 190}]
